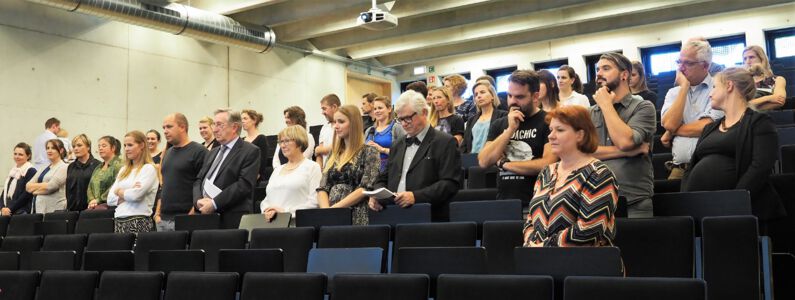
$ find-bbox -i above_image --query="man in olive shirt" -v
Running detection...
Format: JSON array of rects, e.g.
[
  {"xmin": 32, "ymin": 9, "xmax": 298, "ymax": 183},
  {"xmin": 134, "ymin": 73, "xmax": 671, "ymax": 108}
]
[
  {"xmin": 156, "ymin": 113, "xmax": 207, "ymax": 231},
  {"xmin": 589, "ymin": 53, "xmax": 656, "ymax": 217}
]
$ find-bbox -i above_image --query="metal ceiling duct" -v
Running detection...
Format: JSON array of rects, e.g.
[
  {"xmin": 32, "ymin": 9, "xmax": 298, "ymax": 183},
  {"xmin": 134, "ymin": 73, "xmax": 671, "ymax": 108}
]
[{"xmin": 26, "ymin": 0, "xmax": 276, "ymax": 53}]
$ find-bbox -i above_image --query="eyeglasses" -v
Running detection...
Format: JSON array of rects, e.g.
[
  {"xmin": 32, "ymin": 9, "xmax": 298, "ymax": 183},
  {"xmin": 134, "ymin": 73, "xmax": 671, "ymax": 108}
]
[
  {"xmin": 213, "ymin": 122, "xmax": 227, "ymax": 128},
  {"xmin": 278, "ymin": 139, "xmax": 294, "ymax": 145},
  {"xmin": 397, "ymin": 112, "xmax": 418, "ymax": 124},
  {"xmin": 675, "ymin": 60, "xmax": 705, "ymax": 68}
]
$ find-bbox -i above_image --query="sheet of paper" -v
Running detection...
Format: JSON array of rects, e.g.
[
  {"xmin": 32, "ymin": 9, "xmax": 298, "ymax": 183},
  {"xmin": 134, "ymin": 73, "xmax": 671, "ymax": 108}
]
[
  {"xmin": 203, "ymin": 178, "xmax": 222, "ymax": 199},
  {"xmin": 363, "ymin": 187, "xmax": 397, "ymax": 200}
]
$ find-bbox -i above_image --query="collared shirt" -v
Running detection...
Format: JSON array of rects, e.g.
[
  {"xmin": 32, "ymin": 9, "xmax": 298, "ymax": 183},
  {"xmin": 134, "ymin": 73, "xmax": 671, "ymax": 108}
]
[
  {"xmin": 590, "ymin": 93, "xmax": 656, "ymax": 205},
  {"xmin": 662, "ymin": 74, "xmax": 724, "ymax": 164},
  {"xmin": 397, "ymin": 125, "xmax": 430, "ymax": 193},
  {"xmin": 318, "ymin": 122, "xmax": 334, "ymax": 165},
  {"xmin": 205, "ymin": 137, "xmax": 239, "ymax": 209}
]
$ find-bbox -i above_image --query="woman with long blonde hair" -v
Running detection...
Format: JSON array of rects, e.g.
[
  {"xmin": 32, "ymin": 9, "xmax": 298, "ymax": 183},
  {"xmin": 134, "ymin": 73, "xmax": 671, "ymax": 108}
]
[
  {"xmin": 742, "ymin": 45, "xmax": 787, "ymax": 110},
  {"xmin": 107, "ymin": 130, "xmax": 160, "ymax": 233},
  {"xmin": 317, "ymin": 105, "xmax": 380, "ymax": 225},
  {"xmin": 428, "ymin": 86, "xmax": 465, "ymax": 145}
]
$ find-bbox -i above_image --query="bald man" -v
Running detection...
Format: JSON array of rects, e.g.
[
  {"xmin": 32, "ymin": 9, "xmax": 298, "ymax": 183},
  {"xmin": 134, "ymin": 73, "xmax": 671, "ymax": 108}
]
[{"xmin": 156, "ymin": 113, "xmax": 208, "ymax": 231}]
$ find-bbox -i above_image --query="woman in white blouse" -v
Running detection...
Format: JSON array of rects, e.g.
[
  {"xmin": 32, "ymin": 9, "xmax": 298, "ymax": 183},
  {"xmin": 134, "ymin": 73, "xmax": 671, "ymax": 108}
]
[
  {"xmin": 26, "ymin": 139, "xmax": 68, "ymax": 213},
  {"xmin": 557, "ymin": 65, "xmax": 591, "ymax": 108},
  {"xmin": 261, "ymin": 125, "xmax": 321, "ymax": 221},
  {"xmin": 107, "ymin": 131, "xmax": 159, "ymax": 233}
]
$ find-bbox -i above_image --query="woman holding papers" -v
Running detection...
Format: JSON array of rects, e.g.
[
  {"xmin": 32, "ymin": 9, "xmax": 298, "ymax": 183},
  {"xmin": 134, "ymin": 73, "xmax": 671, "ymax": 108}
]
[
  {"xmin": 261, "ymin": 125, "xmax": 321, "ymax": 221},
  {"xmin": 107, "ymin": 131, "xmax": 159, "ymax": 233},
  {"xmin": 317, "ymin": 105, "xmax": 380, "ymax": 225}
]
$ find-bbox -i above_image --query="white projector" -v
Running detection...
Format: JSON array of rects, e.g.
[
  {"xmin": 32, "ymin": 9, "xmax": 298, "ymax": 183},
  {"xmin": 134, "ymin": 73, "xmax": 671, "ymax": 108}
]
[{"xmin": 356, "ymin": 8, "xmax": 398, "ymax": 30}]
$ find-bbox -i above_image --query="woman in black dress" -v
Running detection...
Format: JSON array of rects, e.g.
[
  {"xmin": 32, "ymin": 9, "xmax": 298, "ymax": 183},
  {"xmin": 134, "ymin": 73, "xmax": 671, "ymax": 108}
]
[
  {"xmin": 630, "ymin": 60, "xmax": 658, "ymax": 105},
  {"xmin": 242, "ymin": 109, "xmax": 272, "ymax": 183},
  {"xmin": 683, "ymin": 67, "xmax": 785, "ymax": 221}
]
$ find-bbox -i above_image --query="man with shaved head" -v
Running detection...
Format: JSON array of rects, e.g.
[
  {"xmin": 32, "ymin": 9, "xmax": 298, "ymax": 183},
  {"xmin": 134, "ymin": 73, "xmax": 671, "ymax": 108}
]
[{"xmin": 156, "ymin": 113, "xmax": 208, "ymax": 231}]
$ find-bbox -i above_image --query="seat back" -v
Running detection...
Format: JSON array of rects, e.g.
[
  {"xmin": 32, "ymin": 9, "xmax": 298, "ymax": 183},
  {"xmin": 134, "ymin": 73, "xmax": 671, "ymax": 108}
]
[
  {"xmin": 148, "ymin": 250, "xmax": 205, "ymax": 274},
  {"xmin": 79, "ymin": 209, "xmax": 115, "ymax": 219},
  {"xmin": 0, "ymin": 252, "xmax": 19, "ymax": 270},
  {"xmin": 614, "ymin": 217, "xmax": 694, "ymax": 277},
  {"xmin": 174, "ymin": 214, "xmax": 221, "ymax": 233},
  {"xmin": 466, "ymin": 167, "xmax": 499, "ymax": 189},
  {"xmin": 563, "ymin": 276, "xmax": 707, "ymax": 300},
  {"xmin": 43, "ymin": 211, "xmax": 79, "ymax": 233},
  {"xmin": 240, "ymin": 272, "xmax": 325, "ymax": 300},
  {"xmin": 97, "ymin": 271, "xmax": 163, "ymax": 300},
  {"xmin": 0, "ymin": 235, "xmax": 42, "ymax": 270},
  {"xmin": 295, "ymin": 208, "xmax": 352, "ymax": 238},
  {"xmin": 133, "ymin": 231, "xmax": 188, "ymax": 271},
  {"xmin": 34, "ymin": 221, "xmax": 70, "ymax": 236},
  {"xmin": 436, "ymin": 274, "xmax": 554, "ymax": 300},
  {"xmin": 481, "ymin": 220, "xmax": 524, "ymax": 274},
  {"xmin": 6, "ymin": 214, "xmax": 42, "ymax": 236},
  {"xmin": 393, "ymin": 222, "xmax": 477, "ymax": 268},
  {"xmin": 368, "ymin": 204, "xmax": 432, "ymax": 229},
  {"xmin": 238, "ymin": 213, "xmax": 291, "ymax": 240},
  {"xmin": 36, "ymin": 270, "xmax": 98, "ymax": 300},
  {"xmin": 514, "ymin": 247, "xmax": 623, "ymax": 297},
  {"xmin": 307, "ymin": 247, "xmax": 383, "ymax": 293},
  {"xmin": 86, "ymin": 233, "xmax": 135, "ymax": 251},
  {"xmin": 317, "ymin": 225, "xmax": 390, "ymax": 272},
  {"xmin": 396, "ymin": 247, "xmax": 487, "ymax": 297},
  {"xmin": 249, "ymin": 227, "xmax": 314, "ymax": 272},
  {"xmin": 189, "ymin": 229, "xmax": 248, "ymax": 272},
  {"xmin": 83, "ymin": 250, "xmax": 135, "ymax": 272},
  {"xmin": 163, "ymin": 271, "xmax": 238, "ymax": 300},
  {"xmin": 701, "ymin": 216, "xmax": 760, "ymax": 300},
  {"xmin": 0, "ymin": 270, "xmax": 39, "ymax": 300},
  {"xmin": 74, "ymin": 218, "xmax": 115, "ymax": 234},
  {"xmin": 450, "ymin": 188, "xmax": 498, "ymax": 203},
  {"xmin": 450, "ymin": 200, "xmax": 522, "ymax": 239},
  {"xmin": 0, "ymin": 215, "xmax": 9, "ymax": 236},
  {"xmin": 653, "ymin": 190, "xmax": 752, "ymax": 235},
  {"xmin": 218, "ymin": 249, "xmax": 284, "ymax": 275},
  {"xmin": 42, "ymin": 234, "xmax": 87, "ymax": 267},
  {"xmin": 30, "ymin": 251, "xmax": 77, "ymax": 270},
  {"xmin": 333, "ymin": 274, "xmax": 429, "ymax": 300}
]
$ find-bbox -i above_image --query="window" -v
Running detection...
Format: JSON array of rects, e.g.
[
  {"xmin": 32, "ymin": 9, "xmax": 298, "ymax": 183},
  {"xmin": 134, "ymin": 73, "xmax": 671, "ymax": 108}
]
[
  {"xmin": 640, "ymin": 43, "xmax": 682, "ymax": 76},
  {"xmin": 766, "ymin": 27, "xmax": 795, "ymax": 59},
  {"xmin": 533, "ymin": 59, "xmax": 568, "ymax": 77},
  {"xmin": 707, "ymin": 35, "xmax": 746, "ymax": 69},
  {"xmin": 584, "ymin": 51, "xmax": 622, "ymax": 83},
  {"xmin": 485, "ymin": 66, "xmax": 517, "ymax": 93}
]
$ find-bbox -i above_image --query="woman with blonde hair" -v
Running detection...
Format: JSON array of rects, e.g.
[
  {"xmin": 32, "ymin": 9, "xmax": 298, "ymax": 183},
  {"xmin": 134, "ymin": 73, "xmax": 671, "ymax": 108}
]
[
  {"xmin": 365, "ymin": 96, "xmax": 405, "ymax": 172},
  {"xmin": 428, "ymin": 86, "xmax": 465, "ymax": 145},
  {"xmin": 444, "ymin": 74, "xmax": 477, "ymax": 121},
  {"xmin": 462, "ymin": 80, "xmax": 507, "ymax": 153},
  {"xmin": 742, "ymin": 45, "xmax": 787, "ymax": 110},
  {"xmin": 107, "ymin": 131, "xmax": 159, "ymax": 233},
  {"xmin": 261, "ymin": 125, "xmax": 321, "ymax": 221},
  {"xmin": 683, "ymin": 67, "xmax": 785, "ymax": 222},
  {"xmin": 198, "ymin": 116, "xmax": 219, "ymax": 150},
  {"xmin": 65, "ymin": 134, "xmax": 100, "ymax": 211},
  {"xmin": 317, "ymin": 105, "xmax": 380, "ymax": 225}
]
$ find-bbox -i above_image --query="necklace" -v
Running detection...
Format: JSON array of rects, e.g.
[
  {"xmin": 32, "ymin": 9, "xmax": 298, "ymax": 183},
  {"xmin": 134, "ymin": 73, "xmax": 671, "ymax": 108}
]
[{"xmin": 720, "ymin": 110, "xmax": 746, "ymax": 131}]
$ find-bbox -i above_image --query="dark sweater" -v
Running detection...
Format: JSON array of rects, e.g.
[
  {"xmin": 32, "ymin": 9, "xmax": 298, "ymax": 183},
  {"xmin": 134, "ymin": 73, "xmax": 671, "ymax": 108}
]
[
  {"xmin": 161, "ymin": 142, "xmax": 207, "ymax": 217},
  {"xmin": 66, "ymin": 157, "xmax": 101, "ymax": 211}
]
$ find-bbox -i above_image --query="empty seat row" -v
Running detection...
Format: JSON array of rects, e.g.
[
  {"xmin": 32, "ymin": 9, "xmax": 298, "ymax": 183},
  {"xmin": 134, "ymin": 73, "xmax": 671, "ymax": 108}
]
[{"xmin": 0, "ymin": 270, "xmax": 707, "ymax": 300}]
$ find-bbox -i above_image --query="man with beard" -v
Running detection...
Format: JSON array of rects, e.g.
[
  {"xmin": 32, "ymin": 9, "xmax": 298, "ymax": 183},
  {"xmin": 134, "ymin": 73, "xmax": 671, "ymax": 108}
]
[
  {"xmin": 314, "ymin": 94, "xmax": 340, "ymax": 169},
  {"xmin": 479, "ymin": 70, "xmax": 557, "ymax": 205},
  {"xmin": 660, "ymin": 40, "xmax": 723, "ymax": 180},
  {"xmin": 589, "ymin": 52, "xmax": 656, "ymax": 217}
]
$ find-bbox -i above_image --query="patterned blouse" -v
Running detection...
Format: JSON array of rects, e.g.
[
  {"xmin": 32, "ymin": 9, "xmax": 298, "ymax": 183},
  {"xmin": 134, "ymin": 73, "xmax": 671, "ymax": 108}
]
[
  {"xmin": 87, "ymin": 156, "xmax": 123, "ymax": 204},
  {"xmin": 317, "ymin": 146, "xmax": 380, "ymax": 225},
  {"xmin": 455, "ymin": 100, "xmax": 477, "ymax": 123},
  {"xmin": 524, "ymin": 159, "xmax": 618, "ymax": 247}
]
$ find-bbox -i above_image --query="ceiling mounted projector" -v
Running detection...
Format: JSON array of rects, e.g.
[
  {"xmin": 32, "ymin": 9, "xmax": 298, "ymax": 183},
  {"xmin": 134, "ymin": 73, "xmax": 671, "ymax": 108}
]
[{"xmin": 357, "ymin": 0, "xmax": 397, "ymax": 30}]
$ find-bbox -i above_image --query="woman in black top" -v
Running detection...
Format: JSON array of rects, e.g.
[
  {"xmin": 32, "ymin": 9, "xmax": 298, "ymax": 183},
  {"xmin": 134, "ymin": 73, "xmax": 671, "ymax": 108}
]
[
  {"xmin": 462, "ymin": 80, "xmax": 507, "ymax": 153},
  {"xmin": 683, "ymin": 67, "xmax": 785, "ymax": 221},
  {"xmin": 1, "ymin": 143, "xmax": 36, "ymax": 215},
  {"xmin": 65, "ymin": 134, "xmax": 100, "ymax": 211},
  {"xmin": 146, "ymin": 130, "xmax": 163, "ymax": 164},
  {"xmin": 428, "ymin": 86, "xmax": 465, "ymax": 146},
  {"xmin": 630, "ymin": 61, "xmax": 658, "ymax": 105},
  {"xmin": 242, "ymin": 109, "xmax": 272, "ymax": 183}
]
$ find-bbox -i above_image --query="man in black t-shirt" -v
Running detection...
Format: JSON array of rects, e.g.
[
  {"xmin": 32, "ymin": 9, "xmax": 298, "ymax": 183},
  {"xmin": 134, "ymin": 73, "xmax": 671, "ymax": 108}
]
[
  {"xmin": 157, "ymin": 113, "xmax": 208, "ymax": 231},
  {"xmin": 478, "ymin": 70, "xmax": 558, "ymax": 204}
]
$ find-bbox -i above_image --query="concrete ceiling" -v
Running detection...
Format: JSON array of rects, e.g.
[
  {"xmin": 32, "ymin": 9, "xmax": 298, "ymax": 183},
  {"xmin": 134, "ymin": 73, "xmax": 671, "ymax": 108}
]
[{"xmin": 183, "ymin": 0, "xmax": 792, "ymax": 67}]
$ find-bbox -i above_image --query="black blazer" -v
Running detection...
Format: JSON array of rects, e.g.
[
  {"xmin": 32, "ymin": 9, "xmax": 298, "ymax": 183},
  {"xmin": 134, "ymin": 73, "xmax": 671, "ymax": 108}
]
[
  {"xmin": 462, "ymin": 109, "xmax": 508, "ymax": 153},
  {"xmin": 0, "ymin": 168, "xmax": 36, "ymax": 214},
  {"xmin": 193, "ymin": 138, "xmax": 260, "ymax": 227},
  {"xmin": 374, "ymin": 127, "xmax": 462, "ymax": 220},
  {"xmin": 685, "ymin": 108, "xmax": 785, "ymax": 220}
]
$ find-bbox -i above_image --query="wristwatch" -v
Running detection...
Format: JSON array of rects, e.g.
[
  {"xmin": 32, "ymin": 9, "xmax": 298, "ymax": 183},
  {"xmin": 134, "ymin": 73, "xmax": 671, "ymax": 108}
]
[{"xmin": 497, "ymin": 158, "xmax": 508, "ymax": 170}]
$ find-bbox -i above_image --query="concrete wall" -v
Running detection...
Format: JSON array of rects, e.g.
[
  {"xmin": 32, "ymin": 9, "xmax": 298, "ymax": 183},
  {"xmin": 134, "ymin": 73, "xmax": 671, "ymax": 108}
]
[
  {"xmin": 0, "ymin": 0, "xmax": 393, "ymax": 174},
  {"xmin": 396, "ymin": 3, "xmax": 795, "ymax": 83}
]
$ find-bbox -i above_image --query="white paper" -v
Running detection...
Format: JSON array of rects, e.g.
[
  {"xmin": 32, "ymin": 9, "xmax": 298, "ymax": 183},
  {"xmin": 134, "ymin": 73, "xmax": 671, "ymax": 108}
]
[
  {"xmin": 203, "ymin": 178, "xmax": 222, "ymax": 199},
  {"xmin": 363, "ymin": 187, "xmax": 397, "ymax": 200}
]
